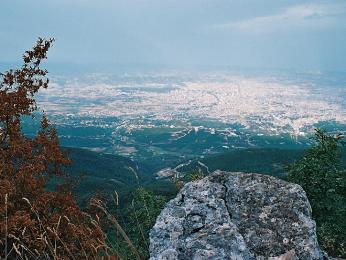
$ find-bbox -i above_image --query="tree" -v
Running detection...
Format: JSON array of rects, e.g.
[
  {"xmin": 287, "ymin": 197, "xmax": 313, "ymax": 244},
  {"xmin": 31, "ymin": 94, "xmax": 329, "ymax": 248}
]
[
  {"xmin": 0, "ymin": 38, "xmax": 107, "ymax": 259},
  {"xmin": 287, "ymin": 128, "xmax": 346, "ymax": 257}
]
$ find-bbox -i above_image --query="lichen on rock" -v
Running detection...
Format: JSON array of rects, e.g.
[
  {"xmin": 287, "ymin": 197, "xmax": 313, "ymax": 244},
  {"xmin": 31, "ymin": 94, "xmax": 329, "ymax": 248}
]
[{"xmin": 149, "ymin": 171, "xmax": 326, "ymax": 260}]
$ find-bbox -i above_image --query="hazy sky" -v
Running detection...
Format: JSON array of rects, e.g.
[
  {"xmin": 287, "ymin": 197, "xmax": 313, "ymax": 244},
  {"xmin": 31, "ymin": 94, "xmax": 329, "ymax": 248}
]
[{"xmin": 1, "ymin": 0, "xmax": 346, "ymax": 70}]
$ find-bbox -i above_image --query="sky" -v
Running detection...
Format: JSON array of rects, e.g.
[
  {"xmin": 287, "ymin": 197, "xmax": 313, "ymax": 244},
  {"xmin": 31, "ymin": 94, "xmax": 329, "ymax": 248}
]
[{"xmin": 1, "ymin": 0, "xmax": 346, "ymax": 71}]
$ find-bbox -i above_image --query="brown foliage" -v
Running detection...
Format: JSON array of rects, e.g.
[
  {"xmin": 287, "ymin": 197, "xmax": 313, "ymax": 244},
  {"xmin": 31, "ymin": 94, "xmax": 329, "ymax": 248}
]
[{"xmin": 0, "ymin": 38, "xmax": 108, "ymax": 259}]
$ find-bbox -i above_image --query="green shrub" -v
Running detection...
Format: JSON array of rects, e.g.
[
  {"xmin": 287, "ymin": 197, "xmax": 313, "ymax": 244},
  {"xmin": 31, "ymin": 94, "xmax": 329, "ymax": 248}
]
[
  {"xmin": 184, "ymin": 170, "xmax": 204, "ymax": 182},
  {"xmin": 286, "ymin": 129, "xmax": 346, "ymax": 257}
]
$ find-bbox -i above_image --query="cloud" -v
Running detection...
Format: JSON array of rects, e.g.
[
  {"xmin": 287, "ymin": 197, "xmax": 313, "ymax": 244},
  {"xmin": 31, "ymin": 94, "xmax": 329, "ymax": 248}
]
[{"xmin": 213, "ymin": 3, "xmax": 345, "ymax": 33}]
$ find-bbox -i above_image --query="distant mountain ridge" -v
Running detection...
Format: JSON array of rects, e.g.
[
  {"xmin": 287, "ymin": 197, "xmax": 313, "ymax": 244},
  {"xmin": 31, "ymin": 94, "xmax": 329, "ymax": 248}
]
[
  {"xmin": 60, "ymin": 147, "xmax": 177, "ymax": 204},
  {"xmin": 63, "ymin": 146, "xmax": 346, "ymax": 206}
]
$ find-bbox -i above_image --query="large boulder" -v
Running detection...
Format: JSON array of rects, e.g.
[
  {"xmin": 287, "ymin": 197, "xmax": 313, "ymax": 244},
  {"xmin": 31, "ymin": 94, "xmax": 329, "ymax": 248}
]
[{"xmin": 149, "ymin": 171, "xmax": 326, "ymax": 260}]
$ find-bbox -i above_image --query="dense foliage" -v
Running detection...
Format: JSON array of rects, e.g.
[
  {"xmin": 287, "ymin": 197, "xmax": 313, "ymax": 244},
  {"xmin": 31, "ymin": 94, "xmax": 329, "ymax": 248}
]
[
  {"xmin": 0, "ymin": 39, "xmax": 108, "ymax": 259},
  {"xmin": 287, "ymin": 129, "xmax": 346, "ymax": 257}
]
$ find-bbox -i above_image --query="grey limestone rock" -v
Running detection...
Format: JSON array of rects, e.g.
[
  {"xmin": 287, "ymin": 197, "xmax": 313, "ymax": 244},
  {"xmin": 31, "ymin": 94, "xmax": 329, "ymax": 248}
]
[{"xmin": 149, "ymin": 171, "xmax": 326, "ymax": 260}]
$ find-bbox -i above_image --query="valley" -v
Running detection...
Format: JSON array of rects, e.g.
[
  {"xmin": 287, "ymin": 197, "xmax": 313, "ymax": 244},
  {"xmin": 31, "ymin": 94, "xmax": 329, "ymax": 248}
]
[{"xmin": 21, "ymin": 70, "xmax": 346, "ymax": 204}]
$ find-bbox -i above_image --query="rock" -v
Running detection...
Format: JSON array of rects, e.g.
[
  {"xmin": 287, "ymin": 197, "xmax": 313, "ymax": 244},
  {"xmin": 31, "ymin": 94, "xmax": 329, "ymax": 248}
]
[
  {"xmin": 155, "ymin": 168, "xmax": 179, "ymax": 179},
  {"xmin": 149, "ymin": 171, "xmax": 326, "ymax": 260},
  {"xmin": 269, "ymin": 250, "xmax": 298, "ymax": 260}
]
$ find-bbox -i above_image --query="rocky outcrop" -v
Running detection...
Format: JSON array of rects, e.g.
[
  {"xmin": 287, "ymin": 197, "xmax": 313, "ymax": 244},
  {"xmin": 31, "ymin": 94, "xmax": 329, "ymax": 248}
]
[
  {"xmin": 155, "ymin": 168, "xmax": 179, "ymax": 179},
  {"xmin": 149, "ymin": 171, "xmax": 326, "ymax": 260}
]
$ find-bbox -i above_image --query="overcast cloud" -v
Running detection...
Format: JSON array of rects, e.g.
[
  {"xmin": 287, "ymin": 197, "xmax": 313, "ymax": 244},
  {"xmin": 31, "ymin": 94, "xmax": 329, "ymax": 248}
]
[{"xmin": 1, "ymin": 0, "xmax": 346, "ymax": 70}]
